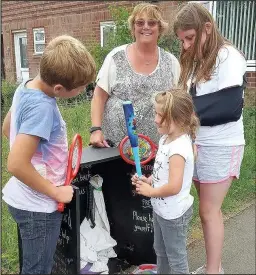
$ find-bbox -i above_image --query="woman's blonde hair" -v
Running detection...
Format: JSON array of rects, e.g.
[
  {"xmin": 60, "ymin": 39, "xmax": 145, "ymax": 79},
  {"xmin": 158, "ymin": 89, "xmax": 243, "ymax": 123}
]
[
  {"xmin": 128, "ymin": 2, "xmax": 168, "ymax": 39},
  {"xmin": 40, "ymin": 35, "xmax": 96, "ymax": 91},
  {"xmin": 153, "ymin": 88, "xmax": 200, "ymax": 141},
  {"xmin": 173, "ymin": 2, "xmax": 231, "ymax": 88}
]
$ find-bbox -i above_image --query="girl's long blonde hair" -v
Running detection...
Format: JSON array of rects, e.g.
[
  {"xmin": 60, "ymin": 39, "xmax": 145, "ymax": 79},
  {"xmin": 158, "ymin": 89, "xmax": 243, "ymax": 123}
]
[
  {"xmin": 153, "ymin": 89, "xmax": 200, "ymax": 141},
  {"xmin": 173, "ymin": 2, "xmax": 231, "ymax": 89}
]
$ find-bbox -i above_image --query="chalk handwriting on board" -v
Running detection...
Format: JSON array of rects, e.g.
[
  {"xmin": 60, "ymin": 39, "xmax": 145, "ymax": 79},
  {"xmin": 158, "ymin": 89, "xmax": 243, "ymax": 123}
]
[
  {"xmin": 141, "ymin": 198, "xmax": 152, "ymax": 209},
  {"xmin": 60, "ymin": 228, "xmax": 70, "ymax": 246},
  {"xmin": 133, "ymin": 210, "xmax": 147, "ymax": 222},
  {"xmin": 67, "ymin": 258, "xmax": 74, "ymax": 265},
  {"xmin": 134, "ymin": 223, "xmax": 153, "ymax": 233},
  {"xmin": 79, "ymin": 187, "xmax": 87, "ymax": 195},
  {"xmin": 125, "ymin": 243, "xmax": 135, "ymax": 252},
  {"xmin": 142, "ymin": 164, "xmax": 154, "ymax": 171},
  {"xmin": 79, "ymin": 170, "xmax": 91, "ymax": 182},
  {"xmin": 62, "ymin": 209, "xmax": 72, "ymax": 230},
  {"xmin": 132, "ymin": 210, "xmax": 153, "ymax": 233},
  {"xmin": 82, "ymin": 164, "xmax": 92, "ymax": 169},
  {"xmin": 127, "ymin": 164, "xmax": 154, "ymax": 177},
  {"xmin": 72, "ymin": 170, "xmax": 91, "ymax": 184}
]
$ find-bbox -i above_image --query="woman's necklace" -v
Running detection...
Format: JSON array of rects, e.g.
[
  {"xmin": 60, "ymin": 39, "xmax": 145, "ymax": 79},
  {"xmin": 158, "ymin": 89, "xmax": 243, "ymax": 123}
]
[{"xmin": 134, "ymin": 43, "xmax": 158, "ymax": 66}]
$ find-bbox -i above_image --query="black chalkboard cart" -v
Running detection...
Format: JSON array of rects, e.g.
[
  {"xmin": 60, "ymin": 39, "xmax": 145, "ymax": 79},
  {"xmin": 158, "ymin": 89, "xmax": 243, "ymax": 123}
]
[{"xmin": 18, "ymin": 146, "xmax": 156, "ymax": 274}]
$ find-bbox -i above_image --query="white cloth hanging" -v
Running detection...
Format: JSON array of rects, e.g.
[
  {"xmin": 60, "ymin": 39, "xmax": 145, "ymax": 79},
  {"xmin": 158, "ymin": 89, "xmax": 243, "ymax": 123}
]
[{"xmin": 80, "ymin": 175, "xmax": 117, "ymax": 274}]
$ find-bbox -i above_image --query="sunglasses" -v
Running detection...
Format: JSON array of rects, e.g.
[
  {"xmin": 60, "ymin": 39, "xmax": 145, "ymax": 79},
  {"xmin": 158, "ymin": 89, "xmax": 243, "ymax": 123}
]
[{"xmin": 135, "ymin": 19, "xmax": 159, "ymax": 28}]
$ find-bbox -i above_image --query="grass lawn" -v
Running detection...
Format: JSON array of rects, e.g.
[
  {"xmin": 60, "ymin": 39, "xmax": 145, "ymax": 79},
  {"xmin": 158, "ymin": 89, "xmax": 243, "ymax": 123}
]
[{"xmin": 1, "ymin": 101, "xmax": 255, "ymax": 274}]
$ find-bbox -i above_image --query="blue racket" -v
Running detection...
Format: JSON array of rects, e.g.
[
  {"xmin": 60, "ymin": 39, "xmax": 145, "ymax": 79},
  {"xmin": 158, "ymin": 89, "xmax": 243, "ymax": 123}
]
[{"xmin": 122, "ymin": 101, "xmax": 142, "ymax": 177}]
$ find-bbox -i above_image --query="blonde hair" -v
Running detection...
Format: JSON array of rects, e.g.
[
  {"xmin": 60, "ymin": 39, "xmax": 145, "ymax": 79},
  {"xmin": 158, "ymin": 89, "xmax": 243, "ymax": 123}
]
[
  {"xmin": 40, "ymin": 35, "xmax": 96, "ymax": 90},
  {"xmin": 173, "ymin": 2, "xmax": 231, "ymax": 89},
  {"xmin": 153, "ymin": 88, "xmax": 200, "ymax": 140},
  {"xmin": 128, "ymin": 2, "xmax": 168, "ymax": 39}
]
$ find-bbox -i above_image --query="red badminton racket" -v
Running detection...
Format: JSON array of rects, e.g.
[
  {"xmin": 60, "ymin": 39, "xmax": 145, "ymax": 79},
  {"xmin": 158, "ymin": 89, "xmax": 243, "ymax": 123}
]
[
  {"xmin": 58, "ymin": 133, "xmax": 83, "ymax": 212},
  {"xmin": 119, "ymin": 134, "xmax": 158, "ymax": 166}
]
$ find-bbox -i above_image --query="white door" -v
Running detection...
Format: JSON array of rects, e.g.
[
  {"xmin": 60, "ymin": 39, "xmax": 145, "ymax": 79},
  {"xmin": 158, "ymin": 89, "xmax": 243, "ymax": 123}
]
[{"xmin": 14, "ymin": 32, "xmax": 29, "ymax": 83}]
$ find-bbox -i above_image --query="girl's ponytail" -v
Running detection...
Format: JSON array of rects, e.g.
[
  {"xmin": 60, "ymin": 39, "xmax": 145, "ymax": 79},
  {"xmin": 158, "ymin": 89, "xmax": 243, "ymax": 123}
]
[{"xmin": 189, "ymin": 112, "xmax": 200, "ymax": 141}]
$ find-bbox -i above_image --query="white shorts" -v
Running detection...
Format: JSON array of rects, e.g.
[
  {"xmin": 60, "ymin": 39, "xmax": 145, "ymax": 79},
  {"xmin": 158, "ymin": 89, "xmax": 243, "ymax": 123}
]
[{"xmin": 193, "ymin": 145, "xmax": 244, "ymax": 184}]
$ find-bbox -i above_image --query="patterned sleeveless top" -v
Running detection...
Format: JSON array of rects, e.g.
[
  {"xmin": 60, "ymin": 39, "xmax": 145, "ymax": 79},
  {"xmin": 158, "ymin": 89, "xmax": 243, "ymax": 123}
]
[{"xmin": 97, "ymin": 44, "xmax": 180, "ymax": 146}]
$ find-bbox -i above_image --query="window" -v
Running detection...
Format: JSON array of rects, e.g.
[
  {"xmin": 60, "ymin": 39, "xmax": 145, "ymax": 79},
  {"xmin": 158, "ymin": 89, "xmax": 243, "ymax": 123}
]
[
  {"xmin": 19, "ymin": 36, "xmax": 28, "ymax": 68},
  {"xmin": 100, "ymin": 22, "xmax": 116, "ymax": 47},
  {"xmin": 214, "ymin": 1, "xmax": 255, "ymax": 69},
  {"xmin": 189, "ymin": 1, "xmax": 214, "ymax": 13},
  {"xmin": 33, "ymin": 28, "xmax": 45, "ymax": 54}
]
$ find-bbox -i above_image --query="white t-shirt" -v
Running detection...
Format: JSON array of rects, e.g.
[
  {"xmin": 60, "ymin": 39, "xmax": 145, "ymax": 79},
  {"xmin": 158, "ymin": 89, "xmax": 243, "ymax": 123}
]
[
  {"xmin": 96, "ymin": 44, "xmax": 180, "ymax": 145},
  {"xmin": 188, "ymin": 45, "xmax": 246, "ymax": 146},
  {"xmin": 151, "ymin": 134, "xmax": 194, "ymax": 219}
]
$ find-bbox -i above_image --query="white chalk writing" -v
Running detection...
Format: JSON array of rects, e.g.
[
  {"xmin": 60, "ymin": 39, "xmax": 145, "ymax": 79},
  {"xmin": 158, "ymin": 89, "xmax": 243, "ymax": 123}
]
[
  {"xmin": 78, "ymin": 170, "xmax": 91, "ymax": 182},
  {"xmin": 79, "ymin": 187, "xmax": 86, "ymax": 195},
  {"xmin": 71, "ymin": 170, "xmax": 91, "ymax": 184},
  {"xmin": 62, "ymin": 209, "xmax": 72, "ymax": 230},
  {"xmin": 132, "ymin": 210, "xmax": 153, "ymax": 233},
  {"xmin": 58, "ymin": 228, "xmax": 70, "ymax": 247},
  {"xmin": 141, "ymin": 198, "xmax": 152, "ymax": 209},
  {"xmin": 134, "ymin": 223, "xmax": 153, "ymax": 233},
  {"xmin": 142, "ymin": 164, "xmax": 154, "ymax": 171},
  {"xmin": 125, "ymin": 244, "xmax": 135, "ymax": 252}
]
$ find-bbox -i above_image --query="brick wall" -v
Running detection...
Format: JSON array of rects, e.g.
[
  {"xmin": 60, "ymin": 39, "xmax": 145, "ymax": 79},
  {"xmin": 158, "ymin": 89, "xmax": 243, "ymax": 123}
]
[
  {"xmin": 1, "ymin": 1, "xmax": 140, "ymax": 81},
  {"xmin": 246, "ymin": 72, "xmax": 256, "ymax": 88}
]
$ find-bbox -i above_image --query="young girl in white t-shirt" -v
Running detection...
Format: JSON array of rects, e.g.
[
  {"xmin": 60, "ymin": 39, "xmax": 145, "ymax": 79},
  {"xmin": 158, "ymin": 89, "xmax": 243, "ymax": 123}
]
[{"xmin": 132, "ymin": 89, "xmax": 200, "ymax": 274}]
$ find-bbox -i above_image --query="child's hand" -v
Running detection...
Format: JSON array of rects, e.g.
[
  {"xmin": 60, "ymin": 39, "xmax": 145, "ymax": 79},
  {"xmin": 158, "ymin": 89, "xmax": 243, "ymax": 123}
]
[
  {"xmin": 131, "ymin": 173, "xmax": 140, "ymax": 186},
  {"xmin": 136, "ymin": 181, "xmax": 154, "ymax": 197},
  {"xmin": 54, "ymin": 186, "xmax": 74, "ymax": 203},
  {"xmin": 131, "ymin": 174, "xmax": 152, "ymax": 186}
]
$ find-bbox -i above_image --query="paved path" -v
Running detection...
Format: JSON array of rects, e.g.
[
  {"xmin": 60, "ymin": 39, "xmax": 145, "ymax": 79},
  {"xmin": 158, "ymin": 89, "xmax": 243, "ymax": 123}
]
[{"xmin": 188, "ymin": 203, "xmax": 256, "ymax": 274}]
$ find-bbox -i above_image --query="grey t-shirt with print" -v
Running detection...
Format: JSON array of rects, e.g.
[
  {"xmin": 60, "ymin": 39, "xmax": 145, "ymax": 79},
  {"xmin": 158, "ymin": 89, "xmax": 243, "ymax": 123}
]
[{"xmin": 96, "ymin": 44, "xmax": 180, "ymax": 146}]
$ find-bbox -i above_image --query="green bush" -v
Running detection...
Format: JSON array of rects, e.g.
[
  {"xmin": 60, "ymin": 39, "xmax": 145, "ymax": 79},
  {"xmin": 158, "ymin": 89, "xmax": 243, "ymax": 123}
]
[
  {"xmin": 1, "ymin": 80, "xmax": 18, "ymax": 112},
  {"xmin": 88, "ymin": 6, "xmax": 133, "ymax": 72},
  {"xmin": 1, "ymin": 80, "xmax": 95, "ymax": 109},
  {"xmin": 158, "ymin": 35, "xmax": 181, "ymax": 59},
  {"xmin": 57, "ymin": 83, "xmax": 95, "ymax": 106}
]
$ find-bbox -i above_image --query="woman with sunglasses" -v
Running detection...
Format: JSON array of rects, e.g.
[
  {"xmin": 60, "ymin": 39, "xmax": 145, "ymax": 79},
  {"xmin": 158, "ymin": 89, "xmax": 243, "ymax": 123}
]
[
  {"xmin": 90, "ymin": 2, "xmax": 180, "ymax": 148},
  {"xmin": 174, "ymin": 3, "xmax": 246, "ymax": 274}
]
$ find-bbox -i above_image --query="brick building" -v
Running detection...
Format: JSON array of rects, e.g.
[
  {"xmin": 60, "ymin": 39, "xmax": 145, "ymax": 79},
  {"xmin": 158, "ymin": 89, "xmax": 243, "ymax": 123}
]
[
  {"xmin": 1, "ymin": 1, "xmax": 179, "ymax": 83},
  {"xmin": 1, "ymin": 1, "xmax": 255, "ymax": 87}
]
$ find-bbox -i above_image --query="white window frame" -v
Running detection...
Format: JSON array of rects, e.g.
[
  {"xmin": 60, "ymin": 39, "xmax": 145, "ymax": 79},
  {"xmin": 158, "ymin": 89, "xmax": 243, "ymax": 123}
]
[
  {"xmin": 188, "ymin": 1, "xmax": 214, "ymax": 13},
  {"xmin": 33, "ymin": 28, "xmax": 45, "ymax": 55},
  {"xmin": 189, "ymin": 1, "xmax": 255, "ymax": 71},
  {"xmin": 246, "ymin": 60, "xmax": 256, "ymax": 72},
  {"xmin": 100, "ymin": 21, "xmax": 116, "ymax": 47}
]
